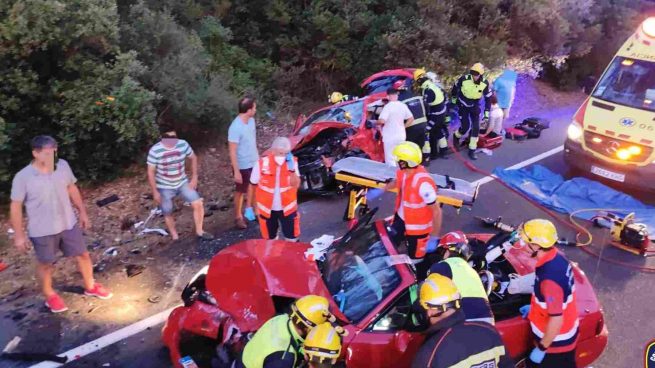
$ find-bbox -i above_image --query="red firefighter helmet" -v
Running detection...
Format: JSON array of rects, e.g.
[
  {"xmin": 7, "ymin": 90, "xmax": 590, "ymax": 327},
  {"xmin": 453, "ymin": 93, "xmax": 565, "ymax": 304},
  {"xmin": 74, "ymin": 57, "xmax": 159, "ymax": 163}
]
[
  {"xmin": 392, "ymin": 79, "xmax": 407, "ymax": 90},
  {"xmin": 439, "ymin": 231, "xmax": 472, "ymax": 260}
]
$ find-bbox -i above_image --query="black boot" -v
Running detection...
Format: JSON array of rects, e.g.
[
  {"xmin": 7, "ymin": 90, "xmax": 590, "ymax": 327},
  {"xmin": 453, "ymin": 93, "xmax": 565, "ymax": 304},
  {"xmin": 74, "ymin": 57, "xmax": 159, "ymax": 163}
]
[
  {"xmin": 438, "ymin": 146, "xmax": 451, "ymax": 158},
  {"xmin": 452, "ymin": 135, "xmax": 460, "ymax": 150},
  {"xmin": 468, "ymin": 148, "xmax": 478, "ymax": 160}
]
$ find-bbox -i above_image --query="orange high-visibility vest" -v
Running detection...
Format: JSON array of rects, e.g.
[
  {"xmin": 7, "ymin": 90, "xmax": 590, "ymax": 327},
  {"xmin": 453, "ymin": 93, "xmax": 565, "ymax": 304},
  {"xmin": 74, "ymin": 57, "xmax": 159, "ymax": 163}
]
[
  {"xmin": 255, "ymin": 154, "xmax": 298, "ymax": 219},
  {"xmin": 528, "ymin": 250, "xmax": 579, "ymax": 352},
  {"xmin": 394, "ymin": 166, "xmax": 437, "ymax": 237}
]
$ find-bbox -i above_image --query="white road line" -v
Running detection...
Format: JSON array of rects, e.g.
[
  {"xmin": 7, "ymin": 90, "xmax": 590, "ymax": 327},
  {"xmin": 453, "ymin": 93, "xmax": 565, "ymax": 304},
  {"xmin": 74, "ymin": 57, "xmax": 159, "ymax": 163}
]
[
  {"xmin": 29, "ymin": 145, "xmax": 565, "ymax": 367},
  {"xmin": 471, "ymin": 145, "xmax": 563, "ymax": 187},
  {"xmin": 28, "ymin": 305, "xmax": 180, "ymax": 368}
]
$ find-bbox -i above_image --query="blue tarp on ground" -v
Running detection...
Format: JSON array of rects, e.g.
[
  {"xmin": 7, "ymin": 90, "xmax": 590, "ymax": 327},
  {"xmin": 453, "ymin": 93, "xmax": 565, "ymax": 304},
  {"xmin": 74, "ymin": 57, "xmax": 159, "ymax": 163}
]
[{"xmin": 493, "ymin": 165, "xmax": 655, "ymax": 230}]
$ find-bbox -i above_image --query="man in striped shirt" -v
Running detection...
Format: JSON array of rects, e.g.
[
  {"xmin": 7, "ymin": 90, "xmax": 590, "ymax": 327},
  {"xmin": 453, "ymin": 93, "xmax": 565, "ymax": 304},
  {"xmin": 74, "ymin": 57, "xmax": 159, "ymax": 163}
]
[{"xmin": 147, "ymin": 124, "xmax": 213, "ymax": 241}]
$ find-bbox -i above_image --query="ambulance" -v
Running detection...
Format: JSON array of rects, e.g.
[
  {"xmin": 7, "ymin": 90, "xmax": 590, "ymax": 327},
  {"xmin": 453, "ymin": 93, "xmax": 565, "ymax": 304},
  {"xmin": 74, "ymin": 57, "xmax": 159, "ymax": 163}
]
[{"xmin": 564, "ymin": 17, "xmax": 655, "ymax": 191}]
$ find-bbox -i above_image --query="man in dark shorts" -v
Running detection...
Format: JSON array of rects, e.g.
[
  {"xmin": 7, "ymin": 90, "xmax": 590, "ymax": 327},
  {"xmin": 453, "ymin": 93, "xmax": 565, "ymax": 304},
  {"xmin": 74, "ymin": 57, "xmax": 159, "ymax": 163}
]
[
  {"xmin": 228, "ymin": 97, "xmax": 259, "ymax": 229},
  {"xmin": 9, "ymin": 136, "xmax": 112, "ymax": 313}
]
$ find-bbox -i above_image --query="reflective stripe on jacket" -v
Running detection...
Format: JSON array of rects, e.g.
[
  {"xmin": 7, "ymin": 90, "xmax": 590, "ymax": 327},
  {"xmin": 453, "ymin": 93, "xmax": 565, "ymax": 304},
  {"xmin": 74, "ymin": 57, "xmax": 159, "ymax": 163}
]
[
  {"xmin": 420, "ymin": 80, "xmax": 447, "ymax": 117},
  {"xmin": 443, "ymin": 257, "xmax": 495, "ymax": 324},
  {"xmin": 255, "ymin": 154, "xmax": 298, "ymax": 218},
  {"xmin": 394, "ymin": 166, "xmax": 437, "ymax": 245},
  {"xmin": 241, "ymin": 314, "xmax": 303, "ymax": 368},
  {"xmin": 528, "ymin": 250, "xmax": 579, "ymax": 352},
  {"xmin": 451, "ymin": 74, "xmax": 492, "ymax": 111},
  {"xmin": 411, "ymin": 309, "xmax": 514, "ymax": 368}
]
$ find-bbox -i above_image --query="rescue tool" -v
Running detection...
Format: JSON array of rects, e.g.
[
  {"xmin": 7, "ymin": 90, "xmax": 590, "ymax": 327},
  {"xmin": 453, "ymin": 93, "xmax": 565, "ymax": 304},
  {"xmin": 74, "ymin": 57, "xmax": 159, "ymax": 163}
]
[
  {"xmin": 591, "ymin": 212, "xmax": 653, "ymax": 256},
  {"xmin": 331, "ymin": 157, "xmax": 479, "ymax": 220}
]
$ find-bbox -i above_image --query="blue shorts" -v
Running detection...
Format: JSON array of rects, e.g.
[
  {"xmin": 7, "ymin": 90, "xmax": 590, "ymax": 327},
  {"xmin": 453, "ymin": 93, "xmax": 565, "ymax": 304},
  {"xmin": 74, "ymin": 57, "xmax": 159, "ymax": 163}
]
[{"xmin": 158, "ymin": 185, "xmax": 201, "ymax": 215}]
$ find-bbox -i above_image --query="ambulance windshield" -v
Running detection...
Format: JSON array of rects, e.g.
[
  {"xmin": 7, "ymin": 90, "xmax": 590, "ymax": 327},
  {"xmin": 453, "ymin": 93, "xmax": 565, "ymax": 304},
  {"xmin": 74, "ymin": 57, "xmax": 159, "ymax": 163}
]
[{"xmin": 593, "ymin": 57, "xmax": 655, "ymax": 112}]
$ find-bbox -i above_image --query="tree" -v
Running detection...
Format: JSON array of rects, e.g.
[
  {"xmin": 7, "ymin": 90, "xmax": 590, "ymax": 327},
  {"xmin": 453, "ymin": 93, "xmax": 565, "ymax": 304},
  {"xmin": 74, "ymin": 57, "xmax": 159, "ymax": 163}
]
[
  {"xmin": 0, "ymin": 0, "xmax": 157, "ymax": 198},
  {"xmin": 120, "ymin": 2, "xmax": 236, "ymax": 131}
]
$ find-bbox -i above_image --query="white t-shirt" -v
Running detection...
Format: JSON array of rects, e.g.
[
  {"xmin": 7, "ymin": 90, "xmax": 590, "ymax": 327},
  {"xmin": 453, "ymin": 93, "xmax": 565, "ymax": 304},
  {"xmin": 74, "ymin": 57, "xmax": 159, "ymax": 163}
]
[
  {"xmin": 250, "ymin": 158, "xmax": 300, "ymax": 211},
  {"xmin": 379, "ymin": 101, "xmax": 413, "ymax": 141},
  {"xmin": 398, "ymin": 177, "xmax": 438, "ymax": 220}
]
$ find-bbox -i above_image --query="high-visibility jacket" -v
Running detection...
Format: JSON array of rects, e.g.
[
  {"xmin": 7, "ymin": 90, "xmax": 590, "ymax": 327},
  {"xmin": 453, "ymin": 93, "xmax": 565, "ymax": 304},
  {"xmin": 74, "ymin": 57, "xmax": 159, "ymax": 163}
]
[
  {"xmin": 441, "ymin": 257, "xmax": 494, "ymax": 324},
  {"xmin": 420, "ymin": 80, "xmax": 447, "ymax": 117},
  {"xmin": 255, "ymin": 154, "xmax": 298, "ymax": 219},
  {"xmin": 402, "ymin": 96, "xmax": 428, "ymax": 128},
  {"xmin": 394, "ymin": 166, "xmax": 437, "ymax": 238},
  {"xmin": 528, "ymin": 250, "xmax": 579, "ymax": 353},
  {"xmin": 451, "ymin": 74, "xmax": 492, "ymax": 111},
  {"xmin": 241, "ymin": 314, "xmax": 303, "ymax": 368},
  {"xmin": 411, "ymin": 309, "xmax": 514, "ymax": 368}
]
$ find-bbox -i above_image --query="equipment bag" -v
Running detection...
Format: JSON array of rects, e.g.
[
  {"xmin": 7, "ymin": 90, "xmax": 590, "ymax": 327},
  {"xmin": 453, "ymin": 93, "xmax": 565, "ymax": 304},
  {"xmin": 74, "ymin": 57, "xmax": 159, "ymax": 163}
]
[
  {"xmin": 505, "ymin": 127, "xmax": 528, "ymax": 141},
  {"xmin": 514, "ymin": 123, "xmax": 541, "ymax": 139},
  {"xmin": 522, "ymin": 117, "xmax": 551, "ymax": 129},
  {"xmin": 514, "ymin": 117, "xmax": 550, "ymax": 139}
]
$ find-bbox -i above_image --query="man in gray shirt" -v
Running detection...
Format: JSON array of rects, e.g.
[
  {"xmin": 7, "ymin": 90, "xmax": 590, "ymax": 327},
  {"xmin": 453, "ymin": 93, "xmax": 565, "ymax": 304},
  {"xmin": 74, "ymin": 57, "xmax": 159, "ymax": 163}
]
[{"xmin": 10, "ymin": 136, "xmax": 112, "ymax": 313}]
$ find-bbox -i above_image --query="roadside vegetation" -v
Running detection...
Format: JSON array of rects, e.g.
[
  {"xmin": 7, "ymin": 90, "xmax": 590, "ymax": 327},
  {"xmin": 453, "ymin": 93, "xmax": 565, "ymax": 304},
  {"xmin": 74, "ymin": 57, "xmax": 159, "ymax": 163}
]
[{"xmin": 0, "ymin": 0, "xmax": 650, "ymax": 198}]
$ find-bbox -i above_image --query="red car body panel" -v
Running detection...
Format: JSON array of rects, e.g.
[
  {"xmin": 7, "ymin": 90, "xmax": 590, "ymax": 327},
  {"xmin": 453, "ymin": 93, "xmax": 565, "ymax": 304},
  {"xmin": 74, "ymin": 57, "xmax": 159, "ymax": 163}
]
[
  {"xmin": 162, "ymin": 223, "xmax": 607, "ymax": 368},
  {"xmin": 359, "ymin": 68, "xmax": 415, "ymax": 89},
  {"xmin": 206, "ymin": 239, "xmax": 348, "ymax": 332},
  {"xmin": 290, "ymin": 96, "xmax": 385, "ymax": 163}
]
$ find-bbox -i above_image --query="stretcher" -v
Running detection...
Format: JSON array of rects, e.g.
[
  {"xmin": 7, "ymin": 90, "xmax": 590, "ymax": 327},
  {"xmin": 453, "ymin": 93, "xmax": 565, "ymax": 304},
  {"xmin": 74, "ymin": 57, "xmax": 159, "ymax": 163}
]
[{"xmin": 332, "ymin": 157, "xmax": 480, "ymax": 221}]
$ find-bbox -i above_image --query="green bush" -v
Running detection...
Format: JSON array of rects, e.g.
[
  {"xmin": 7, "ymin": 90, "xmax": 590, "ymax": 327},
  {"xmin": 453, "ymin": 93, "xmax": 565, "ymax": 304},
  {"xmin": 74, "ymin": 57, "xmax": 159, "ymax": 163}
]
[{"xmin": 0, "ymin": 0, "xmax": 157, "ymax": 199}]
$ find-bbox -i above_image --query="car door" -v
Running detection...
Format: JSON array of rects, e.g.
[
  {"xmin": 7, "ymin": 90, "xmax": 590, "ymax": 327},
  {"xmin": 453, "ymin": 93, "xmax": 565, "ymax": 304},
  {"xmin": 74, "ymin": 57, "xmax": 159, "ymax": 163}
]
[{"xmin": 344, "ymin": 287, "xmax": 425, "ymax": 368}]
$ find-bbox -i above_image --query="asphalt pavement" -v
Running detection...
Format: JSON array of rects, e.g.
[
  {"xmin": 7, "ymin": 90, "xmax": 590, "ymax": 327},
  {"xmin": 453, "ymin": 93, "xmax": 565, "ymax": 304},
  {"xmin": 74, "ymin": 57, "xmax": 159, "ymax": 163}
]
[{"xmin": 2, "ymin": 102, "xmax": 654, "ymax": 368}]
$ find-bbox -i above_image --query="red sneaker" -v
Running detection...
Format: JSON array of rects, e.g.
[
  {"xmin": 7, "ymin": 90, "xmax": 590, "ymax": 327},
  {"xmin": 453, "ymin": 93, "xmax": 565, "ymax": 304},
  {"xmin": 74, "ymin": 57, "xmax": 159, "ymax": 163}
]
[
  {"xmin": 45, "ymin": 294, "xmax": 68, "ymax": 313},
  {"xmin": 84, "ymin": 283, "xmax": 113, "ymax": 300}
]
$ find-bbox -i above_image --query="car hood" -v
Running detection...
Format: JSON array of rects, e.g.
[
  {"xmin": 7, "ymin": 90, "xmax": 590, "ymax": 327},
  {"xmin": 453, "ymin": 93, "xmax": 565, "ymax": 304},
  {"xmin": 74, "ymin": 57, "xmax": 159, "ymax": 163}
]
[
  {"xmin": 291, "ymin": 122, "xmax": 352, "ymax": 150},
  {"xmin": 206, "ymin": 239, "xmax": 345, "ymax": 332}
]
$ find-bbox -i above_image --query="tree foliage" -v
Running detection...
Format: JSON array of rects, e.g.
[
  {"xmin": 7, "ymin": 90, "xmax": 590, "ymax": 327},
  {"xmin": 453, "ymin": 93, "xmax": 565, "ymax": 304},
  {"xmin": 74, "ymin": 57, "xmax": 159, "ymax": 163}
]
[
  {"xmin": 0, "ymin": 0, "xmax": 651, "ymax": 199},
  {"xmin": 0, "ymin": 0, "xmax": 157, "ymax": 198}
]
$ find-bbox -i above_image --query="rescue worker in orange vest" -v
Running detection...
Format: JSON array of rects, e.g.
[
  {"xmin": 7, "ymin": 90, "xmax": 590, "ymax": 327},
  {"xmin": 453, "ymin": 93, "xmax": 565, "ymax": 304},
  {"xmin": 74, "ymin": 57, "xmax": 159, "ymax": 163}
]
[
  {"xmin": 249, "ymin": 137, "xmax": 301, "ymax": 241},
  {"xmin": 384, "ymin": 141, "xmax": 442, "ymax": 278},
  {"xmin": 518, "ymin": 219, "xmax": 579, "ymax": 368}
]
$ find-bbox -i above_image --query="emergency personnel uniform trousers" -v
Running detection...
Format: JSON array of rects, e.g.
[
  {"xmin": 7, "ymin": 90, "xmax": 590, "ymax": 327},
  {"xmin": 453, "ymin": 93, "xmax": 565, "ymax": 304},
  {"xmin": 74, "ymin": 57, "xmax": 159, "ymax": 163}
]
[
  {"xmin": 406, "ymin": 123, "xmax": 427, "ymax": 152},
  {"xmin": 390, "ymin": 214, "xmax": 431, "ymax": 278},
  {"xmin": 258, "ymin": 211, "xmax": 300, "ymax": 241},
  {"xmin": 456, "ymin": 104, "xmax": 481, "ymax": 146},
  {"xmin": 427, "ymin": 113, "xmax": 448, "ymax": 158}
]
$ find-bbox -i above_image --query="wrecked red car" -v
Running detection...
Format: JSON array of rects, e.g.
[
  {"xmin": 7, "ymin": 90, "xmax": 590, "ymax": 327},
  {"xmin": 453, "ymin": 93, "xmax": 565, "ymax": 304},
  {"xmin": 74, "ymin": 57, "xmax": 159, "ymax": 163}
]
[
  {"xmin": 290, "ymin": 69, "xmax": 420, "ymax": 194},
  {"xmin": 161, "ymin": 211, "xmax": 608, "ymax": 368}
]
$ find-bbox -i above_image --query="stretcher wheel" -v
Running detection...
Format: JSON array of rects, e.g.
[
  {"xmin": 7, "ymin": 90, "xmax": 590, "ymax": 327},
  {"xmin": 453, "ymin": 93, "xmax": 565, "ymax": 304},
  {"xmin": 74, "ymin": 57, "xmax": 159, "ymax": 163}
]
[{"xmin": 358, "ymin": 205, "xmax": 370, "ymax": 217}]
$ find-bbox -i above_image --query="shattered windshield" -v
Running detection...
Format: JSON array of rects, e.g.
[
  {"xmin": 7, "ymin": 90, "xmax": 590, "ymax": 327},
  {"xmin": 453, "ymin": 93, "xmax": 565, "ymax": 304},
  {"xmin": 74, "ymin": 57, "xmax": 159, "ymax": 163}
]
[
  {"xmin": 321, "ymin": 224, "xmax": 402, "ymax": 323},
  {"xmin": 298, "ymin": 100, "xmax": 365, "ymax": 136},
  {"xmin": 365, "ymin": 76, "xmax": 412, "ymax": 95},
  {"xmin": 593, "ymin": 57, "xmax": 655, "ymax": 112}
]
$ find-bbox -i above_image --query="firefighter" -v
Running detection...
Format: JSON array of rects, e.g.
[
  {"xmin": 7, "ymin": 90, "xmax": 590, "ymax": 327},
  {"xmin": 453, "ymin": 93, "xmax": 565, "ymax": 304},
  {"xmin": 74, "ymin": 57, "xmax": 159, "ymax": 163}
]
[
  {"xmin": 250, "ymin": 137, "xmax": 301, "ymax": 241},
  {"xmin": 328, "ymin": 92, "xmax": 356, "ymax": 105},
  {"xmin": 411, "ymin": 273, "xmax": 513, "ymax": 368},
  {"xmin": 384, "ymin": 141, "xmax": 442, "ymax": 278},
  {"xmin": 238, "ymin": 295, "xmax": 335, "ymax": 368},
  {"xmin": 303, "ymin": 322, "xmax": 347, "ymax": 368},
  {"xmin": 518, "ymin": 219, "xmax": 579, "ymax": 368},
  {"xmin": 413, "ymin": 68, "xmax": 449, "ymax": 160},
  {"xmin": 451, "ymin": 63, "xmax": 492, "ymax": 160},
  {"xmin": 428, "ymin": 231, "xmax": 494, "ymax": 325}
]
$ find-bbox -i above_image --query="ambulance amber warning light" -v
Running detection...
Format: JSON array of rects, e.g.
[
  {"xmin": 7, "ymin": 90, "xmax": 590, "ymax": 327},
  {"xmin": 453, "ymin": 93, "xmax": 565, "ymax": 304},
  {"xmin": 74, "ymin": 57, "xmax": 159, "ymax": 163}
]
[
  {"xmin": 628, "ymin": 146, "xmax": 642, "ymax": 155},
  {"xmin": 617, "ymin": 149, "xmax": 631, "ymax": 160}
]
